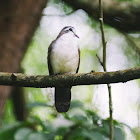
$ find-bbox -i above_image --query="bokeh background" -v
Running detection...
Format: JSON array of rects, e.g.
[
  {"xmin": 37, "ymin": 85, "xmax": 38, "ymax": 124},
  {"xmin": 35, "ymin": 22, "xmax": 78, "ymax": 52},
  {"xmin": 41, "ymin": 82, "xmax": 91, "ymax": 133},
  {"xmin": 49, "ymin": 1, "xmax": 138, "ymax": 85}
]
[{"xmin": 1, "ymin": 0, "xmax": 140, "ymax": 140}]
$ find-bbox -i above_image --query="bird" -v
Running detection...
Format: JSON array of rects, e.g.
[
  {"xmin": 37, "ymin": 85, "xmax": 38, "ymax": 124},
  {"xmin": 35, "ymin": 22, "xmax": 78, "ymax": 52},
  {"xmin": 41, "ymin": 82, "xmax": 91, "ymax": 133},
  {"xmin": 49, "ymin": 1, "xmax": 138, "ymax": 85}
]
[{"xmin": 47, "ymin": 26, "xmax": 80, "ymax": 112}]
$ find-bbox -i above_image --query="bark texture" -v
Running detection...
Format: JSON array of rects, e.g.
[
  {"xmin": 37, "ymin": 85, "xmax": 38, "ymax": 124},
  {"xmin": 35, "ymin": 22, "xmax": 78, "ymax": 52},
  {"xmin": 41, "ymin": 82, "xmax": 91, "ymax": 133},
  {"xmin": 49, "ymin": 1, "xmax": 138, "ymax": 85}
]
[
  {"xmin": 0, "ymin": 0, "xmax": 47, "ymax": 119},
  {"xmin": 0, "ymin": 67, "xmax": 139, "ymax": 88}
]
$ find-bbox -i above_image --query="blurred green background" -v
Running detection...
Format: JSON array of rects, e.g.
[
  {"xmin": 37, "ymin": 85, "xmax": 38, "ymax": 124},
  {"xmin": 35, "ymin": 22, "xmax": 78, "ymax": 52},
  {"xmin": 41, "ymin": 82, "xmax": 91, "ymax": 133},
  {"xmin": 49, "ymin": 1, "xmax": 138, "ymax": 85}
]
[{"xmin": 1, "ymin": 0, "xmax": 140, "ymax": 140}]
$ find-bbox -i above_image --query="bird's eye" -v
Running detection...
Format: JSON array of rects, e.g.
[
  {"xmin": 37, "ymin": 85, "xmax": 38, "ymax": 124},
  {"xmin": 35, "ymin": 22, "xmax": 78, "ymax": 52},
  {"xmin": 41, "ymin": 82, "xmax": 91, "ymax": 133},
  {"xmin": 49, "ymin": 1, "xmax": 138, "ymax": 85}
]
[{"xmin": 69, "ymin": 28, "xmax": 72, "ymax": 31}]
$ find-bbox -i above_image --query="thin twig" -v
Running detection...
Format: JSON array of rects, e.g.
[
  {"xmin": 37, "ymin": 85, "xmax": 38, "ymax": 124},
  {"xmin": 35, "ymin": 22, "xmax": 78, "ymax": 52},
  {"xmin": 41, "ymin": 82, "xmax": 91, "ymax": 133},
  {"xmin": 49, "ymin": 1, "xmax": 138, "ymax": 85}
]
[
  {"xmin": 99, "ymin": 0, "xmax": 107, "ymax": 72},
  {"xmin": 107, "ymin": 84, "xmax": 113, "ymax": 140},
  {"xmin": 99, "ymin": 0, "xmax": 114, "ymax": 140},
  {"xmin": 96, "ymin": 54, "xmax": 104, "ymax": 67}
]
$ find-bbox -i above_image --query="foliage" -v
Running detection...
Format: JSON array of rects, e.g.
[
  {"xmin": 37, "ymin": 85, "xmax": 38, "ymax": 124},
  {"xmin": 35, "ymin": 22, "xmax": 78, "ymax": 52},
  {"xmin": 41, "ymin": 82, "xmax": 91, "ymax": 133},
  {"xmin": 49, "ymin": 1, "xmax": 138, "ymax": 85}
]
[{"xmin": 0, "ymin": 101, "xmax": 126, "ymax": 140}]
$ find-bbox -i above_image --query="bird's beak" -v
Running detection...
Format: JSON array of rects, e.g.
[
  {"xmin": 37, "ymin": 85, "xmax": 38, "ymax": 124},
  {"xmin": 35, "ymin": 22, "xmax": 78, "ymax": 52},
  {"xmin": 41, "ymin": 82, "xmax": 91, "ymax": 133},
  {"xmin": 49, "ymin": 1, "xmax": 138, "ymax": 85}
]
[
  {"xmin": 72, "ymin": 30, "xmax": 79, "ymax": 38},
  {"xmin": 74, "ymin": 33, "xmax": 79, "ymax": 38}
]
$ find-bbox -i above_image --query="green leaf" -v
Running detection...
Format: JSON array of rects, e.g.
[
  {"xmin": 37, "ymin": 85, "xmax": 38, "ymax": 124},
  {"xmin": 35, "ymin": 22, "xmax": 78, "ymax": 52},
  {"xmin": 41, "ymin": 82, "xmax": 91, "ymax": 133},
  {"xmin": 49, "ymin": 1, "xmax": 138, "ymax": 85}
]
[
  {"xmin": 71, "ymin": 115, "xmax": 87, "ymax": 125},
  {"xmin": 70, "ymin": 100, "xmax": 84, "ymax": 109},
  {"xmin": 114, "ymin": 126, "xmax": 125, "ymax": 140},
  {"xmin": 120, "ymin": 122, "xmax": 135, "ymax": 134},
  {"xmin": 102, "ymin": 120, "xmax": 110, "ymax": 135},
  {"xmin": 0, "ymin": 122, "xmax": 23, "ymax": 140},
  {"xmin": 27, "ymin": 132, "xmax": 47, "ymax": 140},
  {"xmin": 82, "ymin": 130, "xmax": 105, "ymax": 140},
  {"xmin": 100, "ymin": 120, "xmax": 125, "ymax": 139},
  {"xmin": 85, "ymin": 110, "xmax": 101, "ymax": 125},
  {"xmin": 26, "ymin": 102, "xmax": 50, "ymax": 109},
  {"xmin": 14, "ymin": 128, "xmax": 33, "ymax": 140},
  {"xmin": 66, "ymin": 126, "xmax": 84, "ymax": 139}
]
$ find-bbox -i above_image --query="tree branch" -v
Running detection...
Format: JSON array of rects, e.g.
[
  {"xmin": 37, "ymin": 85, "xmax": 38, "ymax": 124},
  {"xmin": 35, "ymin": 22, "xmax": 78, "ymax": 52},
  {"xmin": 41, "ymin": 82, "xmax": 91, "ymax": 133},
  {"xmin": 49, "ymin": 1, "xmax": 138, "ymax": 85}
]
[
  {"xmin": 62, "ymin": 0, "xmax": 140, "ymax": 32},
  {"xmin": 0, "ymin": 67, "xmax": 139, "ymax": 88}
]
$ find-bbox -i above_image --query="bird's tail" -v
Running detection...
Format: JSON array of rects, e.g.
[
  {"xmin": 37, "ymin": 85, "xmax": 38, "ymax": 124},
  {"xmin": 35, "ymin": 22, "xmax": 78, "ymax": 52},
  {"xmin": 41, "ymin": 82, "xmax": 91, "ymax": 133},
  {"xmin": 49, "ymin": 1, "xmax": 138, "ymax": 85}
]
[{"xmin": 55, "ymin": 88, "xmax": 71, "ymax": 112}]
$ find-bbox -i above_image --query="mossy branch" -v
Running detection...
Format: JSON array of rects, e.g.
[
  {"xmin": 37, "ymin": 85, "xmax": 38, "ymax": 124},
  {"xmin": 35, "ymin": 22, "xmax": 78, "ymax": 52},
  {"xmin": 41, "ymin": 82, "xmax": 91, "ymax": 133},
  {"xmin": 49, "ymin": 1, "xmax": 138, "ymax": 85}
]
[{"xmin": 0, "ymin": 67, "xmax": 139, "ymax": 88}]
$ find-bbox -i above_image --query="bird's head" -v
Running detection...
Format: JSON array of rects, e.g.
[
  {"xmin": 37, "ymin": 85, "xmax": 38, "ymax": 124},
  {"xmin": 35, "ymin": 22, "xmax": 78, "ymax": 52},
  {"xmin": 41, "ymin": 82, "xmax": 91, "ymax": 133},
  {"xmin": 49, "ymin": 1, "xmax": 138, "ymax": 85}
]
[{"xmin": 57, "ymin": 26, "xmax": 79, "ymax": 39}]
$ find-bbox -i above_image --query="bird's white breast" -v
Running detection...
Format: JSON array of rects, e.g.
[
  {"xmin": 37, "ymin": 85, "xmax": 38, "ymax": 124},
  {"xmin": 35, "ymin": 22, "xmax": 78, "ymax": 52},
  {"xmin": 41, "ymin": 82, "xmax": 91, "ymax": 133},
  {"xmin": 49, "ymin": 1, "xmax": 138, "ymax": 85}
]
[{"xmin": 50, "ymin": 33, "xmax": 79, "ymax": 74}]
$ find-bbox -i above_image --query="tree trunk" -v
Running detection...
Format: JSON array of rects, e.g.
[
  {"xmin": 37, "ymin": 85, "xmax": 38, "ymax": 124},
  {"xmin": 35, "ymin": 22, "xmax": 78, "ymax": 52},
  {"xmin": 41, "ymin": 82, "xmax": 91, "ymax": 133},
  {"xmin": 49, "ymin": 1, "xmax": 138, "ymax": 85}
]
[{"xmin": 0, "ymin": 0, "xmax": 47, "ymax": 120}]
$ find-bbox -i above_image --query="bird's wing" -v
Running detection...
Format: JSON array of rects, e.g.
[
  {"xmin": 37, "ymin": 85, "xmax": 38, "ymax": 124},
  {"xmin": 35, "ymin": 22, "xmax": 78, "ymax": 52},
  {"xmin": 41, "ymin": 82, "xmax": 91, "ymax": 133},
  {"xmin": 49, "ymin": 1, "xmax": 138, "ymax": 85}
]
[
  {"xmin": 47, "ymin": 41, "xmax": 55, "ymax": 75},
  {"xmin": 76, "ymin": 47, "xmax": 80, "ymax": 73}
]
